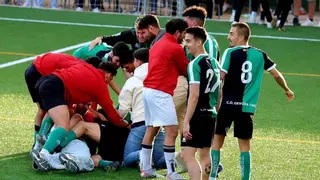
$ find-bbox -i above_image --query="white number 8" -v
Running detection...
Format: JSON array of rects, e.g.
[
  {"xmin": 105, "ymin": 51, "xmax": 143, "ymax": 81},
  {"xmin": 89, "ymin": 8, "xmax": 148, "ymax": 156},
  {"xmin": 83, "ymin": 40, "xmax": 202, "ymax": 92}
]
[{"xmin": 241, "ymin": 61, "xmax": 252, "ymax": 84}]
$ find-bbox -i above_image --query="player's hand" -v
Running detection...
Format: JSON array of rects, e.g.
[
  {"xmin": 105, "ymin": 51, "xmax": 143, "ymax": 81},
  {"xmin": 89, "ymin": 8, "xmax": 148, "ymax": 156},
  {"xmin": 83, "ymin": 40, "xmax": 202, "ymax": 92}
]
[
  {"xmin": 97, "ymin": 112, "xmax": 108, "ymax": 121},
  {"xmin": 89, "ymin": 37, "xmax": 102, "ymax": 51},
  {"xmin": 285, "ymin": 89, "xmax": 294, "ymax": 101},
  {"xmin": 183, "ymin": 122, "xmax": 192, "ymax": 140}
]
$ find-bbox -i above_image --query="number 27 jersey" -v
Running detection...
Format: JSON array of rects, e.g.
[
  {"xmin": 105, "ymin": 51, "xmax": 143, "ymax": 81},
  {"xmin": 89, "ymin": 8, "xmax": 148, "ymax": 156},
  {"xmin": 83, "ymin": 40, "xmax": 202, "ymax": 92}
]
[
  {"xmin": 187, "ymin": 54, "xmax": 220, "ymax": 118},
  {"xmin": 220, "ymin": 46, "xmax": 276, "ymax": 114}
]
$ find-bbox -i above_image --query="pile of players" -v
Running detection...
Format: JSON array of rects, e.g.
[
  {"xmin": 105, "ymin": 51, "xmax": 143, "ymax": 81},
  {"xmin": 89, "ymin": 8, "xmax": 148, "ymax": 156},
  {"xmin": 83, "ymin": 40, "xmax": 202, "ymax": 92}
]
[{"xmin": 25, "ymin": 5, "xmax": 294, "ymax": 180}]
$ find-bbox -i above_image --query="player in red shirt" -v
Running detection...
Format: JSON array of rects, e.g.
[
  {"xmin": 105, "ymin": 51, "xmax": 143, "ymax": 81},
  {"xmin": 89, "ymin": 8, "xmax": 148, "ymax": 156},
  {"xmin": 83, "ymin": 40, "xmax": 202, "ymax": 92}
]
[
  {"xmin": 25, "ymin": 53, "xmax": 101, "ymax": 148},
  {"xmin": 139, "ymin": 19, "xmax": 189, "ymax": 179},
  {"xmin": 30, "ymin": 62, "xmax": 129, "ymax": 171}
]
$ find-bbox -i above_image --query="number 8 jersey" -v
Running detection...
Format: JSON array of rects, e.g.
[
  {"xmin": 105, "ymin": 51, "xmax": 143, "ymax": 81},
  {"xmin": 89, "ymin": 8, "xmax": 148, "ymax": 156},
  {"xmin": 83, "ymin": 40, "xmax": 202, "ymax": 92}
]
[
  {"xmin": 220, "ymin": 46, "xmax": 276, "ymax": 114},
  {"xmin": 187, "ymin": 54, "xmax": 221, "ymax": 118}
]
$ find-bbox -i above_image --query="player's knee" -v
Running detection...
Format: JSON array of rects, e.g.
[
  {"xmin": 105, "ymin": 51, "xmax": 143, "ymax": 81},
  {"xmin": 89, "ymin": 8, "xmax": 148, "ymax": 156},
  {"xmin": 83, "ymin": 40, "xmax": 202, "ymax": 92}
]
[{"xmin": 181, "ymin": 150, "xmax": 195, "ymax": 163}]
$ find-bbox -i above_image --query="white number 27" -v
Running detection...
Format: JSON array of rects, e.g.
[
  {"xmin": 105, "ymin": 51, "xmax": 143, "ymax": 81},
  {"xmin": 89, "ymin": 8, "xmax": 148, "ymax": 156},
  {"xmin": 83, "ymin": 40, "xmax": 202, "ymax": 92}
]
[{"xmin": 205, "ymin": 69, "xmax": 219, "ymax": 93}]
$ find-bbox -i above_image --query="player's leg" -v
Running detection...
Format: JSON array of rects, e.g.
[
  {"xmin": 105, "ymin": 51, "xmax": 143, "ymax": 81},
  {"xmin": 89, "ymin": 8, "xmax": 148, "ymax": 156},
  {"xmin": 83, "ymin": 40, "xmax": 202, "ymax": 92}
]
[
  {"xmin": 181, "ymin": 147, "xmax": 200, "ymax": 179},
  {"xmin": 199, "ymin": 147, "xmax": 212, "ymax": 180},
  {"xmin": 90, "ymin": 154, "xmax": 120, "ymax": 172},
  {"xmin": 152, "ymin": 129, "xmax": 166, "ymax": 169},
  {"xmin": 140, "ymin": 126, "xmax": 160, "ymax": 172},
  {"xmin": 60, "ymin": 121, "xmax": 101, "ymax": 148},
  {"xmin": 234, "ymin": 113, "xmax": 254, "ymax": 180},
  {"xmin": 149, "ymin": 87, "xmax": 182, "ymax": 178},
  {"xmin": 24, "ymin": 63, "xmax": 45, "ymax": 146},
  {"xmin": 139, "ymin": 88, "xmax": 161, "ymax": 177},
  {"xmin": 31, "ymin": 75, "xmax": 71, "ymax": 171},
  {"xmin": 210, "ymin": 110, "xmax": 232, "ymax": 180},
  {"xmin": 69, "ymin": 113, "xmax": 84, "ymax": 129}
]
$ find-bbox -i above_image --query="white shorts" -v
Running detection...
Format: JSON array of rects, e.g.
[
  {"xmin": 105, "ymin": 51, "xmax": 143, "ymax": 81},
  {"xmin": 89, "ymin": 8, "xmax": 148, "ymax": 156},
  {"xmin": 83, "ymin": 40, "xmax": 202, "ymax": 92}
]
[
  {"xmin": 143, "ymin": 88, "xmax": 178, "ymax": 127},
  {"xmin": 48, "ymin": 139, "xmax": 94, "ymax": 172}
]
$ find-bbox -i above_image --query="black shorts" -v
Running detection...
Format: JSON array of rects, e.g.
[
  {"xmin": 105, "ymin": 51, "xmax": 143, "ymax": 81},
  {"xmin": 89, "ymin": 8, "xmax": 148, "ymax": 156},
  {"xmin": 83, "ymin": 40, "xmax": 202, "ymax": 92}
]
[
  {"xmin": 181, "ymin": 114, "xmax": 216, "ymax": 148},
  {"xmin": 215, "ymin": 108, "xmax": 254, "ymax": 139},
  {"xmin": 36, "ymin": 74, "xmax": 66, "ymax": 111},
  {"xmin": 96, "ymin": 110, "xmax": 130, "ymax": 161},
  {"xmin": 24, "ymin": 64, "xmax": 42, "ymax": 103}
]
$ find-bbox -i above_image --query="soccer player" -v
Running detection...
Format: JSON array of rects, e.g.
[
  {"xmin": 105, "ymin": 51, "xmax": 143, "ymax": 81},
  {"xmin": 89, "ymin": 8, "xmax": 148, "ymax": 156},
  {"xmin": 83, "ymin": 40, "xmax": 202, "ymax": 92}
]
[
  {"xmin": 210, "ymin": 22, "xmax": 294, "ymax": 180},
  {"xmin": 181, "ymin": 27, "xmax": 220, "ymax": 180},
  {"xmin": 24, "ymin": 53, "xmax": 90, "ymax": 148},
  {"xmin": 31, "ymin": 62, "xmax": 129, "ymax": 171},
  {"xmin": 73, "ymin": 41, "xmax": 133, "ymax": 95},
  {"xmin": 136, "ymin": 14, "xmax": 166, "ymax": 47},
  {"xmin": 182, "ymin": 5, "xmax": 220, "ymax": 61},
  {"xmin": 118, "ymin": 48, "xmax": 166, "ymax": 169},
  {"xmin": 140, "ymin": 19, "xmax": 189, "ymax": 179},
  {"xmin": 89, "ymin": 17, "xmax": 152, "ymax": 51}
]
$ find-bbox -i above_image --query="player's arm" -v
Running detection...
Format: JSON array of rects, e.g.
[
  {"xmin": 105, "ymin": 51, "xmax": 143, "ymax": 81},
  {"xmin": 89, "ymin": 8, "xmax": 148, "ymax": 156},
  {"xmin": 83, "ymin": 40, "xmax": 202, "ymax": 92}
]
[
  {"xmin": 89, "ymin": 28, "xmax": 136, "ymax": 51},
  {"xmin": 118, "ymin": 80, "xmax": 133, "ymax": 118},
  {"xmin": 183, "ymin": 62, "xmax": 200, "ymax": 140},
  {"xmin": 262, "ymin": 51, "xmax": 294, "ymax": 101},
  {"xmin": 175, "ymin": 47, "xmax": 189, "ymax": 77},
  {"xmin": 97, "ymin": 89, "xmax": 129, "ymax": 127},
  {"xmin": 109, "ymin": 79, "xmax": 121, "ymax": 95},
  {"xmin": 269, "ymin": 68, "xmax": 294, "ymax": 101},
  {"xmin": 101, "ymin": 28, "xmax": 136, "ymax": 46}
]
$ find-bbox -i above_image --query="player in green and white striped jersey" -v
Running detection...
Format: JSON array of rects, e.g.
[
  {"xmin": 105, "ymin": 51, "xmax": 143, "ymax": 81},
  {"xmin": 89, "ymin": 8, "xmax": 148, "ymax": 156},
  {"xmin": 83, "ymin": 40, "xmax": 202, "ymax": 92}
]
[
  {"xmin": 210, "ymin": 22, "xmax": 294, "ymax": 180},
  {"xmin": 183, "ymin": 6, "xmax": 220, "ymax": 61},
  {"xmin": 181, "ymin": 26, "xmax": 222, "ymax": 180}
]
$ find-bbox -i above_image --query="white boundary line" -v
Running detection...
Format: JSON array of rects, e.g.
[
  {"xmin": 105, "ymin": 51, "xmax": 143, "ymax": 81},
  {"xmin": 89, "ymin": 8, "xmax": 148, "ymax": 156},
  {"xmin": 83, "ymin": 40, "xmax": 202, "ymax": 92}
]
[
  {"xmin": 0, "ymin": 41, "xmax": 90, "ymax": 68},
  {"xmin": 1, "ymin": 17, "xmax": 320, "ymax": 42}
]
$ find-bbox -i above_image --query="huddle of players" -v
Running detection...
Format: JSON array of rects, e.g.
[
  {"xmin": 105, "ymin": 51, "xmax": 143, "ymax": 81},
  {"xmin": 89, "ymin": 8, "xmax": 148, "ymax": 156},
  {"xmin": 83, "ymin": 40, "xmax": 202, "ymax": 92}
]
[{"xmin": 25, "ymin": 5, "xmax": 295, "ymax": 180}]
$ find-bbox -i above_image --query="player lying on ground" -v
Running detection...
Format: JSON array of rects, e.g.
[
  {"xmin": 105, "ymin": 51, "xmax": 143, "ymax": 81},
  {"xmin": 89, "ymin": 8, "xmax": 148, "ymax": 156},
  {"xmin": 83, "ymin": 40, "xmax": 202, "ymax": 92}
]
[
  {"xmin": 89, "ymin": 17, "xmax": 152, "ymax": 51},
  {"xmin": 33, "ymin": 114, "xmax": 94, "ymax": 173},
  {"xmin": 181, "ymin": 27, "xmax": 222, "ymax": 180},
  {"xmin": 25, "ymin": 53, "xmax": 100, "ymax": 149},
  {"xmin": 210, "ymin": 22, "xmax": 294, "ymax": 180},
  {"xmin": 50, "ymin": 110, "xmax": 130, "ymax": 172},
  {"xmin": 31, "ymin": 61, "xmax": 129, "ymax": 171},
  {"xmin": 139, "ymin": 19, "xmax": 189, "ymax": 179},
  {"xmin": 73, "ymin": 41, "xmax": 134, "ymax": 94},
  {"xmin": 118, "ymin": 48, "xmax": 166, "ymax": 169}
]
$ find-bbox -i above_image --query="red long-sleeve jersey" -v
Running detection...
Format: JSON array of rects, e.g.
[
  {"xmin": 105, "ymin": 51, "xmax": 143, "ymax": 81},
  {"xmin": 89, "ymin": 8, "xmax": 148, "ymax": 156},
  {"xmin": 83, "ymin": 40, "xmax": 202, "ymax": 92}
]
[
  {"xmin": 33, "ymin": 53, "xmax": 83, "ymax": 76},
  {"xmin": 52, "ymin": 63, "xmax": 127, "ymax": 127},
  {"xmin": 143, "ymin": 33, "xmax": 189, "ymax": 96}
]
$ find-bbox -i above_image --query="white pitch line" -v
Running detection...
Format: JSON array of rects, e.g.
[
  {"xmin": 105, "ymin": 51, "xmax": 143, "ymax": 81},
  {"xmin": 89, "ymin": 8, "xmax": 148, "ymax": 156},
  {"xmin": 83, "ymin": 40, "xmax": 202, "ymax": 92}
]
[
  {"xmin": 0, "ymin": 41, "xmax": 90, "ymax": 69},
  {"xmin": 1, "ymin": 17, "xmax": 320, "ymax": 42}
]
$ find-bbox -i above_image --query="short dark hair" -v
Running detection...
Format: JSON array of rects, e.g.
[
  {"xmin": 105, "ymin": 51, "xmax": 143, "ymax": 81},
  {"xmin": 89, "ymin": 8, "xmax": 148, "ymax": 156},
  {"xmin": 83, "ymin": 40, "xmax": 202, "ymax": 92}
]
[
  {"xmin": 113, "ymin": 41, "xmax": 129, "ymax": 57},
  {"xmin": 232, "ymin": 22, "xmax": 251, "ymax": 41},
  {"xmin": 186, "ymin": 26, "xmax": 207, "ymax": 44},
  {"xmin": 133, "ymin": 48, "xmax": 149, "ymax": 63},
  {"xmin": 182, "ymin": 6, "xmax": 207, "ymax": 25},
  {"xmin": 119, "ymin": 49, "xmax": 134, "ymax": 65},
  {"xmin": 137, "ymin": 15, "xmax": 160, "ymax": 30},
  {"xmin": 137, "ymin": 14, "xmax": 160, "ymax": 30},
  {"xmin": 165, "ymin": 19, "xmax": 188, "ymax": 35},
  {"xmin": 98, "ymin": 62, "xmax": 117, "ymax": 76},
  {"xmin": 85, "ymin": 56, "xmax": 102, "ymax": 68}
]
